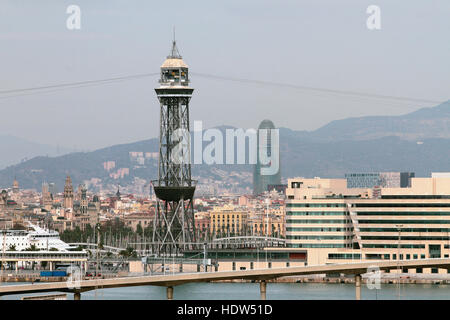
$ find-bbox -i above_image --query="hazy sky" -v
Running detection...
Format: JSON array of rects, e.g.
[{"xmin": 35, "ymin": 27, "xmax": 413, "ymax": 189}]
[{"xmin": 0, "ymin": 0, "xmax": 449, "ymax": 150}]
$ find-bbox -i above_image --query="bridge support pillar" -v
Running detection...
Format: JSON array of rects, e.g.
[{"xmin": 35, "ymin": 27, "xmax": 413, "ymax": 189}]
[
  {"xmin": 167, "ymin": 286, "xmax": 174, "ymax": 300},
  {"xmin": 260, "ymin": 281, "xmax": 267, "ymax": 300},
  {"xmin": 355, "ymin": 274, "xmax": 361, "ymax": 300},
  {"xmin": 50, "ymin": 262, "xmax": 53, "ymax": 271},
  {"xmin": 74, "ymin": 292, "xmax": 81, "ymax": 300}
]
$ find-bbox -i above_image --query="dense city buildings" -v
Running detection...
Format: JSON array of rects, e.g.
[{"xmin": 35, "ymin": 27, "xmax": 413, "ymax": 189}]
[
  {"xmin": 3, "ymin": 171, "xmax": 450, "ymax": 275},
  {"xmin": 2, "ymin": 170, "xmax": 450, "ymax": 276},
  {"xmin": 286, "ymin": 175, "xmax": 450, "ymax": 273}
]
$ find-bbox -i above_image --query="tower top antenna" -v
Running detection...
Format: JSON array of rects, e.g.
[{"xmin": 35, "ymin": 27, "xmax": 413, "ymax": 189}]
[{"xmin": 168, "ymin": 27, "xmax": 182, "ymax": 59}]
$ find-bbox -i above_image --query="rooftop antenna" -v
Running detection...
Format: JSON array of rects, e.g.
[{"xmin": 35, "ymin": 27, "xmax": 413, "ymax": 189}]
[{"xmin": 168, "ymin": 26, "xmax": 181, "ymax": 59}]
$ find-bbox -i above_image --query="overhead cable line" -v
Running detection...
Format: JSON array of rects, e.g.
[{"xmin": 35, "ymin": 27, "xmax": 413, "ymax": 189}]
[
  {"xmin": 0, "ymin": 71, "xmax": 443, "ymax": 107},
  {"xmin": 191, "ymin": 72, "xmax": 442, "ymax": 105},
  {"xmin": 0, "ymin": 72, "xmax": 160, "ymax": 97}
]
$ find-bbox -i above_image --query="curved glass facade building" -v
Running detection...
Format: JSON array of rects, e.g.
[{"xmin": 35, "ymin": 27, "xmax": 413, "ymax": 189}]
[{"xmin": 253, "ymin": 119, "xmax": 281, "ymax": 195}]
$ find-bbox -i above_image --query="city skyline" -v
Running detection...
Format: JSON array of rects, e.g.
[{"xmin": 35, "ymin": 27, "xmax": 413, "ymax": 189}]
[{"xmin": 0, "ymin": 1, "xmax": 449, "ymax": 303}]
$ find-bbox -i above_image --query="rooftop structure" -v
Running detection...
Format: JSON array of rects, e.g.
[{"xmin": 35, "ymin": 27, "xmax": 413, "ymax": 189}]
[{"xmin": 345, "ymin": 172, "xmax": 415, "ymax": 189}]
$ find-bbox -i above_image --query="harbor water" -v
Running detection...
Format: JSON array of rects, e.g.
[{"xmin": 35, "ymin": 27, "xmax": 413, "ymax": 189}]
[{"xmin": 1, "ymin": 282, "xmax": 449, "ymax": 300}]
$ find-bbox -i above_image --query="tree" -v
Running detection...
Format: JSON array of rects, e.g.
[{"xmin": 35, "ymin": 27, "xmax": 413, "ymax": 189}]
[
  {"xmin": 24, "ymin": 244, "xmax": 40, "ymax": 251},
  {"xmin": 136, "ymin": 223, "xmax": 143, "ymax": 237},
  {"xmin": 7, "ymin": 244, "xmax": 16, "ymax": 251},
  {"xmin": 144, "ymin": 224, "xmax": 153, "ymax": 237},
  {"xmin": 119, "ymin": 247, "xmax": 136, "ymax": 258},
  {"xmin": 12, "ymin": 223, "xmax": 26, "ymax": 230}
]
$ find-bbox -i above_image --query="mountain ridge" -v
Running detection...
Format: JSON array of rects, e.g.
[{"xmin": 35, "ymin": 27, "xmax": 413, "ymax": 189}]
[{"xmin": 1, "ymin": 99, "xmax": 449, "ymax": 190}]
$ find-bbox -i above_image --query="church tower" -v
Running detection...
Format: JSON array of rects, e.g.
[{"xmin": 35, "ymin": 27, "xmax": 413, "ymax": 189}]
[
  {"xmin": 12, "ymin": 178, "xmax": 19, "ymax": 194},
  {"xmin": 63, "ymin": 176, "xmax": 74, "ymax": 210},
  {"xmin": 80, "ymin": 184, "xmax": 88, "ymax": 214}
]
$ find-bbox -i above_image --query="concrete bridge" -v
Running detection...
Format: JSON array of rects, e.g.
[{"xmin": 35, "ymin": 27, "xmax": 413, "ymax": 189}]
[{"xmin": 0, "ymin": 258, "xmax": 449, "ymax": 300}]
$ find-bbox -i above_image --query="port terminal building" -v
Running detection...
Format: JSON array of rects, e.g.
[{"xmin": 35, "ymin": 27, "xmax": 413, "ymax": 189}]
[{"xmin": 284, "ymin": 175, "xmax": 450, "ymax": 274}]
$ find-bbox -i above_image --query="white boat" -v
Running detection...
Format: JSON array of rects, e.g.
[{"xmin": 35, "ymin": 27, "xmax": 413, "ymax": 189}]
[{"xmin": 0, "ymin": 222, "xmax": 76, "ymax": 252}]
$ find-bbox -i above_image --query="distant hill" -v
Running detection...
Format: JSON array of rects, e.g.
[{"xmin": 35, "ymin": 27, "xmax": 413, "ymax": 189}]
[
  {"xmin": 0, "ymin": 100, "xmax": 449, "ymax": 190},
  {"xmin": 0, "ymin": 135, "xmax": 72, "ymax": 169},
  {"xmin": 0, "ymin": 139, "xmax": 159, "ymax": 191},
  {"xmin": 306, "ymin": 100, "xmax": 450, "ymax": 142},
  {"xmin": 0, "ymin": 132, "xmax": 251, "ymax": 191},
  {"xmin": 279, "ymin": 134, "xmax": 450, "ymax": 178}
]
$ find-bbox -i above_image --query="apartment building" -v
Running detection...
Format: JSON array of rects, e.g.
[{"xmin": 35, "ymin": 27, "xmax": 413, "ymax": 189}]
[{"xmin": 210, "ymin": 205, "xmax": 248, "ymax": 237}]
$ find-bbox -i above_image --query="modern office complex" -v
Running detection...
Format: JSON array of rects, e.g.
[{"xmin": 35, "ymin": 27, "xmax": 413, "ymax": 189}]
[{"xmin": 285, "ymin": 175, "xmax": 450, "ymax": 273}]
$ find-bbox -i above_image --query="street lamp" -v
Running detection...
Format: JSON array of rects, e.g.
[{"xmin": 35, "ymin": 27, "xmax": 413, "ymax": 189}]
[
  {"xmin": 1, "ymin": 228, "xmax": 5, "ymax": 286},
  {"xmin": 351, "ymin": 237, "xmax": 354, "ymax": 262},
  {"xmin": 203, "ymin": 242, "xmax": 207, "ymax": 272},
  {"xmin": 262, "ymin": 199, "xmax": 269, "ymax": 268},
  {"xmin": 265, "ymin": 198, "xmax": 270, "ymax": 240},
  {"xmin": 395, "ymin": 224, "xmax": 403, "ymax": 299},
  {"xmin": 395, "ymin": 224, "xmax": 403, "ymax": 262}
]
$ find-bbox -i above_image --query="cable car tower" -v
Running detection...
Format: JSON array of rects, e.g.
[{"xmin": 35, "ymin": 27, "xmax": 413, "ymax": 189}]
[{"xmin": 151, "ymin": 37, "xmax": 196, "ymax": 256}]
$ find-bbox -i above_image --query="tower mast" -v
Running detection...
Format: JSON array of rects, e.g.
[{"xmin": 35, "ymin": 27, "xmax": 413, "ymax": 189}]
[{"xmin": 152, "ymin": 37, "xmax": 197, "ymax": 257}]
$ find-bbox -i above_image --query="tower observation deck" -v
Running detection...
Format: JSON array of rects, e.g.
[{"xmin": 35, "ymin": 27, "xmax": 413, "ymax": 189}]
[{"xmin": 152, "ymin": 39, "xmax": 197, "ymax": 256}]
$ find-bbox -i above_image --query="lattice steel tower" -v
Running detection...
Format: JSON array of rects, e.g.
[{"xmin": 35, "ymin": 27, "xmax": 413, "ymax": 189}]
[{"xmin": 152, "ymin": 38, "xmax": 196, "ymax": 256}]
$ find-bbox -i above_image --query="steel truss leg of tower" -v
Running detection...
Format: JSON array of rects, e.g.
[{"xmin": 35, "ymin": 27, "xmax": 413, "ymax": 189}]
[{"xmin": 152, "ymin": 197, "xmax": 196, "ymax": 256}]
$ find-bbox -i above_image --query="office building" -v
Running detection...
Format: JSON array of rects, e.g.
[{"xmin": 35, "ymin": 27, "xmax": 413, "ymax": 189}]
[
  {"xmin": 285, "ymin": 176, "xmax": 450, "ymax": 273},
  {"xmin": 253, "ymin": 119, "xmax": 281, "ymax": 195}
]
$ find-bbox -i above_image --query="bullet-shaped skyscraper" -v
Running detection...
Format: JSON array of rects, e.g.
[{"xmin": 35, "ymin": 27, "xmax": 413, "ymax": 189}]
[{"xmin": 253, "ymin": 119, "xmax": 281, "ymax": 195}]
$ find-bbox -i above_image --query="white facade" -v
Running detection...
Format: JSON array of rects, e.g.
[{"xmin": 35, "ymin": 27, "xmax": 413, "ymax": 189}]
[{"xmin": 0, "ymin": 223, "xmax": 74, "ymax": 252}]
